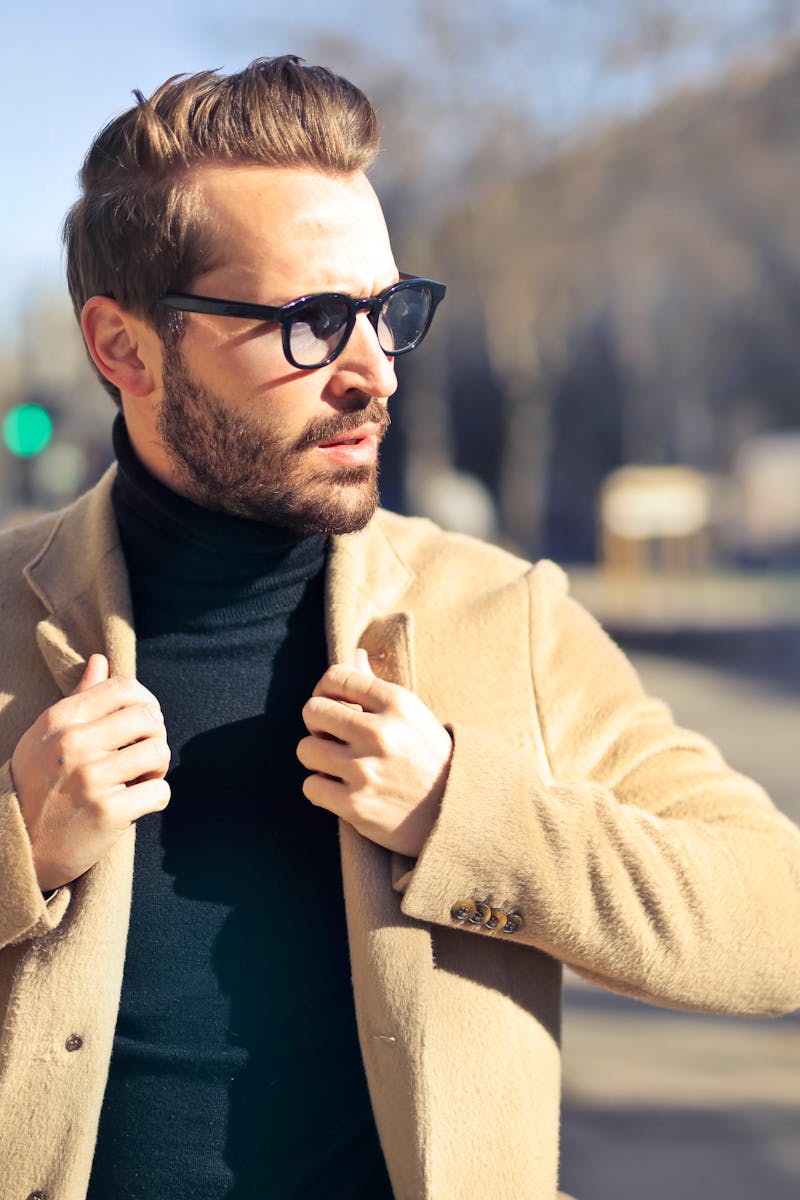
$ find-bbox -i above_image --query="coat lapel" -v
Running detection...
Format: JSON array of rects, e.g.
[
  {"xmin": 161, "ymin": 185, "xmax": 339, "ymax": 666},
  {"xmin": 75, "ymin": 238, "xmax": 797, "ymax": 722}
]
[
  {"xmin": 24, "ymin": 467, "xmax": 137, "ymax": 692},
  {"xmin": 326, "ymin": 519, "xmax": 434, "ymax": 1196},
  {"xmin": 21, "ymin": 467, "xmax": 138, "ymax": 1006}
]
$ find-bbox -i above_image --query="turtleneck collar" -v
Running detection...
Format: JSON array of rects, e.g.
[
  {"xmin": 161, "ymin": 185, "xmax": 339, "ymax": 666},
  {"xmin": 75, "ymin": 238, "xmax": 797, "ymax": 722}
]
[{"xmin": 110, "ymin": 415, "xmax": 327, "ymax": 630}]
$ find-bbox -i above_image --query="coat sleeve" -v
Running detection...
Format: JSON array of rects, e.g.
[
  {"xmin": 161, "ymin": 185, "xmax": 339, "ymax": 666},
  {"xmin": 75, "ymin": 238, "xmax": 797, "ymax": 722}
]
[
  {"xmin": 397, "ymin": 562, "xmax": 800, "ymax": 1017},
  {"xmin": 0, "ymin": 760, "xmax": 71, "ymax": 947}
]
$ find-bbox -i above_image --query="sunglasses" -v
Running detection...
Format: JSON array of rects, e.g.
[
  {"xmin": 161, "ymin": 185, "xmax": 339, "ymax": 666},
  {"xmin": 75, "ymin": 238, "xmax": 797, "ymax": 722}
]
[{"xmin": 157, "ymin": 273, "xmax": 446, "ymax": 370}]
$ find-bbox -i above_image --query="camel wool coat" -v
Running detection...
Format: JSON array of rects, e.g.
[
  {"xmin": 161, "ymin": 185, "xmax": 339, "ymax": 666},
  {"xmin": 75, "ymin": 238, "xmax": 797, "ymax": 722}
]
[{"xmin": 1, "ymin": 468, "xmax": 800, "ymax": 1200}]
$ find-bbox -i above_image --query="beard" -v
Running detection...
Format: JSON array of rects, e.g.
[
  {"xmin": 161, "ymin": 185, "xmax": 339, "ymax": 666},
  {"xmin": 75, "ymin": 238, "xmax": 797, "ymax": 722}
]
[{"xmin": 157, "ymin": 343, "xmax": 390, "ymax": 535}]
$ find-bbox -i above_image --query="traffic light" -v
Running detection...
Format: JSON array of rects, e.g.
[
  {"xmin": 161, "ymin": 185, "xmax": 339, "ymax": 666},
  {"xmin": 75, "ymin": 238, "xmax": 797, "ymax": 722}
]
[{"xmin": 2, "ymin": 403, "xmax": 53, "ymax": 458}]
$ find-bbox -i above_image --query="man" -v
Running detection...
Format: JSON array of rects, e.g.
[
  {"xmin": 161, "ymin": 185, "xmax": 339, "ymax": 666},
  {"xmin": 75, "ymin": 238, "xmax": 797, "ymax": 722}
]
[{"xmin": 1, "ymin": 55, "xmax": 799, "ymax": 1200}]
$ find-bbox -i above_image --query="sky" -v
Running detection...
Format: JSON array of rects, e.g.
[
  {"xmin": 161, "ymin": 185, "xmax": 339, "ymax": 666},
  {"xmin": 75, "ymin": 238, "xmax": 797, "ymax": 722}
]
[
  {"xmin": 2, "ymin": 2, "xmax": 239, "ymax": 339},
  {"xmin": 1, "ymin": 0, "xmax": 791, "ymax": 345}
]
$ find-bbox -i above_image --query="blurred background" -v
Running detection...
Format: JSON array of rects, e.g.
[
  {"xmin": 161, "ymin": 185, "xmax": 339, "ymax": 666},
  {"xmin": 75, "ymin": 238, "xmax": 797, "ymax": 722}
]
[{"xmin": 3, "ymin": 1, "xmax": 799, "ymax": 1195}]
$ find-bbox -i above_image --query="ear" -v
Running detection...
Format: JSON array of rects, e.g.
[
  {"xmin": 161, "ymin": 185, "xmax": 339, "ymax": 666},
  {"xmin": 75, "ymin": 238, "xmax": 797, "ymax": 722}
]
[{"xmin": 81, "ymin": 297, "xmax": 161, "ymax": 399}]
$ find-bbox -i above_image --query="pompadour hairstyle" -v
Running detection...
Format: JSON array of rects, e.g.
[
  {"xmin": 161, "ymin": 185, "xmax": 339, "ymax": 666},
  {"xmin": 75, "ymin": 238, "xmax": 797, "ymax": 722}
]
[{"xmin": 63, "ymin": 55, "xmax": 380, "ymax": 403}]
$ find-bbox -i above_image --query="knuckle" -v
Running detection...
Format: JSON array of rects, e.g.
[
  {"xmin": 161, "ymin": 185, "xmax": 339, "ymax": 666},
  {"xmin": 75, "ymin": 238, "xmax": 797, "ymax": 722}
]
[
  {"xmin": 325, "ymin": 664, "xmax": 350, "ymax": 689},
  {"xmin": 350, "ymin": 757, "xmax": 372, "ymax": 788},
  {"xmin": 370, "ymin": 724, "xmax": 391, "ymax": 755},
  {"xmin": 72, "ymin": 761, "xmax": 100, "ymax": 796},
  {"xmin": 114, "ymin": 675, "xmax": 143, "ymax": 704},
  {"xmin": 55, "ymin": 726, "xmax": 83, "ymax": 763},
  {"xmin": 147, "ymin": 737, "xmax": 171, "ymax": 767},
  {"xmin": 388, "ymin": 686, "xmax": 415, "ymax": 721},
  {"xmin": 350, "ymin": 790, "xmax": 377, "ymax": 824},
  {"xmin": 363, "ymin": 765, "xmax": 384, "ymax": 795},
  {"xmin": 139, "ymin": 701, "xmax": 164, "ymax": 729},
  {"xmin": 39, "ymin": 706, "xmax": 64, "ymax": 739},
  {"xmin": 79, "ymin": 790, "xmax": 111, "ymax": 825}
]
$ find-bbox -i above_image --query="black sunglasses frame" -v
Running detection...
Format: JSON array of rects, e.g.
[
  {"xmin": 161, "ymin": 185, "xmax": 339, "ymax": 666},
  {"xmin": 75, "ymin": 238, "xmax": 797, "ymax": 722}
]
[{"xmin": 157, "ymin": 272, "xmax": 446, "ymax": 369}]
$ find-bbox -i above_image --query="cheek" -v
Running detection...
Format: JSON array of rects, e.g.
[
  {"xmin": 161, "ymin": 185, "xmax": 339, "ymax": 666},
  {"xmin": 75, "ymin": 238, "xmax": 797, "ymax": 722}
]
[
  {"xmin": 220, "ymin": 336, "xmax": 327, "ymax": 412},
  {"xmin": 184, "ymin": 322, "xmax": 288, "ymax": 396},
  {"xmin": 180, "ymin": 328, "xmax": 331, "ymax": 445},
  {"xmin": 238, "ymin": 360, "xmax": 333, "ymax": 453}
]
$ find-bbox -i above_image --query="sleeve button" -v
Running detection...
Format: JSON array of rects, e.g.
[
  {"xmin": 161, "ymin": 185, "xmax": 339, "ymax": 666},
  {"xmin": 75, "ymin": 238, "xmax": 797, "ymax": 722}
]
[
  {"xmin": 502, "ymin": 913, "xmax": 524, "ymax": 934},
  {"xmin": 451, "ymin": 899, "xmax": 476, "ymax": 922},
  {"xmin": 65, "ymin": 1033, "xmax": 84, "ymax": 1052},
  {"xmin": 27, "ymin": 1191, "xmax": 48, "ymax": 1199},
  {"xmin": 485, "ymin": 908, "xmax": 505, "ymax": 931}
]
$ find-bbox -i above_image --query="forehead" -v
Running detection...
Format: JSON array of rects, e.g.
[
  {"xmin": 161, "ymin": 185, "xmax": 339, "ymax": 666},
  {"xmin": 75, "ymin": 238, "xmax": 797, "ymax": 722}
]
[{"xmin": 189, "ymin": 164, "xmax": 396, "ymax": 297}]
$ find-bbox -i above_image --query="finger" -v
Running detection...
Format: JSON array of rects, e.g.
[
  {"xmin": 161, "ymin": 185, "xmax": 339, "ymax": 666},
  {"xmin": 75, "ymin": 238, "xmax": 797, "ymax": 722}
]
[
  {"xmin": 296, "ymin": 733, "xmax": 351, "ymax": 779},
  {"xmin": 301, "ymin": 696, "xmax": 372, "ymax": 743},
  {"xmin": 312, "ymin": 663, "xmax": 393, "ymax": 713},
  {"xmin": 117, "ymin": 736, "xmax": 171, "ymax": 784},
  {"xmin": 354, "ymin": 648, "xmax": 374, "ymax": 674},
  {"xmin": 119, "ymin": 776, "xmax": 172, "ymax": 822},
  {"xmin": 73, "ymin": 653, "xmax": 110, "ymax": 694},
  {"xmin": 86, "ymin": 701, "xmax": 166, "ymax": 754},
  {"xmin": 52, "ymin": 674, "xmax": 160, "ymax": 728},
  {"xmin": 302, "ymin": 771, "xmax": 349, "ymax": 816},
  {"xmin": 79, "ymin": 736, "xmax": 171, "ymax": 792},
  {"xmin": 53, "ymin": 703, "xmax": 166, "ymax": 765}
]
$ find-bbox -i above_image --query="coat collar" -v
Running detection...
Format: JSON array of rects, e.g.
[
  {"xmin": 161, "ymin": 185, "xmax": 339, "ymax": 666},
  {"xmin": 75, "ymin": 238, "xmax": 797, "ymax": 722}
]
[
  {"xmin": 23, "ymin": 467, "xmax": 136, "ymax": 695},
  {"xmin": 327, "ymin": 513, "xmax": 416, "ymax": 689},
  {"xmin": 24, "ymin": 467, "xmax": 417, "ymax": 693}
]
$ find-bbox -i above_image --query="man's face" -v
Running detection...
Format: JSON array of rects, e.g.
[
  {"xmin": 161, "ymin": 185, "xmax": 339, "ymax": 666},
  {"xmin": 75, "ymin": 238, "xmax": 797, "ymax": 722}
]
[{"xmin": 148, "ymin": 165, "xmax": 399, "ymax": 533}]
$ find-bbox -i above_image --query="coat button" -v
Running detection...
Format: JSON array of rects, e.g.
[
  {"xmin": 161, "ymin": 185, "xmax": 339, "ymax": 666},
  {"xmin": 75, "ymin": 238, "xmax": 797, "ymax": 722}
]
[
  {"xmin": 502, "ymin": 913, "xmax": 524, "ymax": 934},
  {"xmin": 65, "ymin": 1033, "xmax": 83, "ymax": 1052},
  {"xmin": 451, "ymin": 899, "xmax": 476, "ymax": 921}
]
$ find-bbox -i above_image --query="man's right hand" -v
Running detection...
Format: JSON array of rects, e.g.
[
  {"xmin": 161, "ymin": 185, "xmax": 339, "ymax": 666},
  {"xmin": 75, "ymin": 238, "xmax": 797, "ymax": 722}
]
[{"xmin": 10, "ymin": 653, "xmax": 171, "ymax": 892}]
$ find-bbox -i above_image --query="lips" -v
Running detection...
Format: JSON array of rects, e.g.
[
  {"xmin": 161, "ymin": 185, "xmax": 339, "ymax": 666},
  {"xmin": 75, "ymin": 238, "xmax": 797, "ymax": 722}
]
[
  {"xmin": 297, "ymin": 398, "xmax": 390, "ymax": 453},
  {"xmin": 316, "ymin": 424, "xmax": 381, "ymax": 466},
  {"xmin": 318, "ymin": 424, "xmax": 378, "ymax": 449}
]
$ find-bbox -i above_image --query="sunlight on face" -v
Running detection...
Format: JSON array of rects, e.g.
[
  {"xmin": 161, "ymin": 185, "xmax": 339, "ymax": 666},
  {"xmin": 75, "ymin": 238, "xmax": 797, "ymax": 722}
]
[{"xmin": 153, "ymin": 166, "xmax": 399, "ymax": 530}]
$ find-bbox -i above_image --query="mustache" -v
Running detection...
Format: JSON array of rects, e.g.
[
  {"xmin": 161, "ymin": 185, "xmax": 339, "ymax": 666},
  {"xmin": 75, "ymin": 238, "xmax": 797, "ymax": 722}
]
[{"xmin": 295, "ymin": 399, "xmax": 390, "ymax": 451}]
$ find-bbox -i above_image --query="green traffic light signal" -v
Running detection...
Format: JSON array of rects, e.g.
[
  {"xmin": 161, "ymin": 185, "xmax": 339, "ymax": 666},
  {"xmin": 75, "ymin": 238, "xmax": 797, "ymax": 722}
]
[{"xmin": 2, "ymin": 404, "xmax": 54, "ymax": 458}]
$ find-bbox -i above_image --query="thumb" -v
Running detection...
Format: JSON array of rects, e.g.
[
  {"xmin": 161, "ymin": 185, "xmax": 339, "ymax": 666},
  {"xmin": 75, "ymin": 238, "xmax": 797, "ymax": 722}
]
[
  {"xmin": 73, "ymin": 653, "xmax": 110, "ymax": 693},
  {"xmin": 354, "ymin": 647, "xmax": 374, "ymax": 675}
]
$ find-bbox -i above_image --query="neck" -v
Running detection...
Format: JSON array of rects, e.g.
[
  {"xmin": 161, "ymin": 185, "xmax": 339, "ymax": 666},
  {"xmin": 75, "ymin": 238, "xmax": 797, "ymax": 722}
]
[{"xmin": 110, "ymin": 415, "xmax": 327, "ymax": 632}]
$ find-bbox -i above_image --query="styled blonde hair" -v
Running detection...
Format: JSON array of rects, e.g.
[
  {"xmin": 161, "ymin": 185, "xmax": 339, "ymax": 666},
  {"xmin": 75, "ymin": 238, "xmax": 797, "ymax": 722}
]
[{"xmin": 63, "ymin": 55, "xmax": 380, "ymax": 402}]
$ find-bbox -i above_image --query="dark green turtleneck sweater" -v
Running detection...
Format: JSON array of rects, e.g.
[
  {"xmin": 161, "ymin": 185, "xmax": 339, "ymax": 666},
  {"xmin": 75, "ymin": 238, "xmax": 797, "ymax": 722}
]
[{"xmin": 87, "ymin": 419, "xmax": 392, "ymax": 1199}]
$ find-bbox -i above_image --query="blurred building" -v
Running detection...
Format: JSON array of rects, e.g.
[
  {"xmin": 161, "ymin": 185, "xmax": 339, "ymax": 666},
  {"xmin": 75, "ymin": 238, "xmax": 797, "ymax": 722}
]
[
  {"xmin": 423, "ymin": 45, "xmax": 800, "ymax": 562},
  {"xmin": 600, "ymin": 466, "xmax": 712, "ymax": 575},
  {"xmin": 734, "ymin": 430, "xmax": 800, "ymax": 563}
]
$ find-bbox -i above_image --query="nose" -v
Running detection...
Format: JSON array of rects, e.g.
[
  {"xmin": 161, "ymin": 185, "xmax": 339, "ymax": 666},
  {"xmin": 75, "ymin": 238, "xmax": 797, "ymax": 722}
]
[{"xmin": 327, "ymin": 311, "xmax": 398, "ymax": 403}]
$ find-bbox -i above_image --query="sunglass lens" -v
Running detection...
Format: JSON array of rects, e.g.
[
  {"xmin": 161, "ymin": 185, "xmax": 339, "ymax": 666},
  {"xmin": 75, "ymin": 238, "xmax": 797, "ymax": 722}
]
[
  {"xmin": 288, "ymin": 297, "xmax": 351, "ymax": 367},
  {"xmin": 378, "ymin": 285, "xmax": 433, "ymax": 354}
]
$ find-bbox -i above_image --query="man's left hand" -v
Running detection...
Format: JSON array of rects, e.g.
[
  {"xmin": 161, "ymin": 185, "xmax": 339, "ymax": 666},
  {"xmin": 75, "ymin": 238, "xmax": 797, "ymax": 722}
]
[{"xmin": 297, "ymin": 651, "xmax": 453, "ymax": 858}]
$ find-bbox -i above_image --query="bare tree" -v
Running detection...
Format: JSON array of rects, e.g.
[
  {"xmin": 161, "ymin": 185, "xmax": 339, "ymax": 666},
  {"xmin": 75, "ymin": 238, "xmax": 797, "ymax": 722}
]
[{"xmin": 218, "ymin": 0, "xmax": 800, "ymax": 553}]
